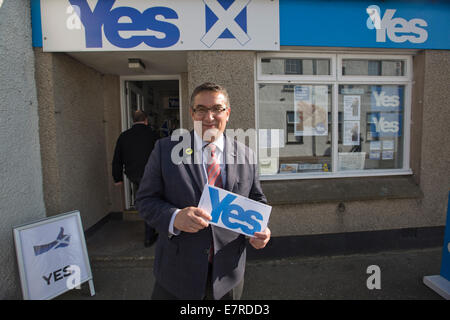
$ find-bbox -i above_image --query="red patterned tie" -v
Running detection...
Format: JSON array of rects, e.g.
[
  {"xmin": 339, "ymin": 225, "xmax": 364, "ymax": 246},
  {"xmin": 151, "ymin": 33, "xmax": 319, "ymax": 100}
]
[
  {"xmin": 207, "ymin": 144, "xmax": 223, "ymax": 188},
  {"xmin": 206, "ymin": 144, "xmax": 222, "ymax": 263}
]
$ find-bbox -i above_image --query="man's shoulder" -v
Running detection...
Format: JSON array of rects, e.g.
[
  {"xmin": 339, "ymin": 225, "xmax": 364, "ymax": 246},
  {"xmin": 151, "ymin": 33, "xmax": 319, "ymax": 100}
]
[
  {"xmin": 121, "ymin": 125, "xmax": 155, "ymax": 137},
  {"xmin": 120, "ymin": 126, "xmax": 139, "ymax": 137},
  {"xmin": 228, "ymin": 136, "xmax": 255, "ymax": 153},
  {"xmin": 226, "ymin": 136, "xmax": 257, "ymax": 166},
  {"xmin": 154, "ymin": 135, "xmax": 182, "ymax": 150}
]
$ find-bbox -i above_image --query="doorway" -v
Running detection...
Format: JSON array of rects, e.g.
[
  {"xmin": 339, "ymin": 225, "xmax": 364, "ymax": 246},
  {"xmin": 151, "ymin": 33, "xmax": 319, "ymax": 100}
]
[{"xmin": 121, "ymin": 77, "xmax": 182, "ymax": 209}]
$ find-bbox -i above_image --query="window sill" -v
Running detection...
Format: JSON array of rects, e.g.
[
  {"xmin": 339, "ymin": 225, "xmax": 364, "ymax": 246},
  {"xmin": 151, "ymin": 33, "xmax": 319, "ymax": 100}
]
[{"xmin": 261, "ymin": 175, "xmax": 423, "ymax": 205}]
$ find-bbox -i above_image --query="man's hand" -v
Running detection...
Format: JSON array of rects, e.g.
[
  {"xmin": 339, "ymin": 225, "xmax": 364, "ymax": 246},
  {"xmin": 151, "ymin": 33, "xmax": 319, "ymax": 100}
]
[
  {"xmin": 114, "ymin": 181, "xmax": 123, "ymax": 187},
  {"xmin": 249, "ymin": 227, "xmax": 271, "ymax": 250},
  {"xmin": 174, "ymin": 207, "xmax": 212, "ymax": 233}
]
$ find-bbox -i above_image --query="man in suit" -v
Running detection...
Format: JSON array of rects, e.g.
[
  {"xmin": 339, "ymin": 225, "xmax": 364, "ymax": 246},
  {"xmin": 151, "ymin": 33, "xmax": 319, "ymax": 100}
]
[
  {"xmin": 136, "ymin": 82, "xmax": 271, "ymax": 300},
  {"xmin": 112, "ymin": 110, "xmax": 158, "ymax": 247}
]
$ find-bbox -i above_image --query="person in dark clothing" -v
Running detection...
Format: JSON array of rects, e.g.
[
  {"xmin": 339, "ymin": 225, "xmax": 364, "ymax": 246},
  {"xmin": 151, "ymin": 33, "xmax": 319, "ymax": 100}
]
[{"xmin": 112, "ymin": 110, "xmax": 158, "ymax": 247}]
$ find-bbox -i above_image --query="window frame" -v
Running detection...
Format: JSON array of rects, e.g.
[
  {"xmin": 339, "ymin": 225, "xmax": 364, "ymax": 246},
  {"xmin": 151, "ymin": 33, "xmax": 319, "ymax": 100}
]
[
  {"xmin": 257, "ymin": 52, "xmax": 336, "ymax": 82},
  {"xmin": 256, "ymin": 52, "xmax": 413, "ymax": 181},
  {"xmin": 337, "ymin": 54, "xmax": 412, "ymax": 82}
]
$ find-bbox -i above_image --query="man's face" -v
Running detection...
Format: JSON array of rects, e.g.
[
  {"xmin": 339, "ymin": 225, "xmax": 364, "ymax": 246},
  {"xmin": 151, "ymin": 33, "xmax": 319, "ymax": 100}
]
[{"xmin": 190, "ymin": 91, "xmax": 230, "ymax": 142}]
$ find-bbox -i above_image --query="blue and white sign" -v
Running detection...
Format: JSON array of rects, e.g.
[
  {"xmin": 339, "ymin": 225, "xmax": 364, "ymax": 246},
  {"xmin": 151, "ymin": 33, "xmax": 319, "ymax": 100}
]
[
  {"xmin": 280, "ymin": 0, "xmax": 450, "ymax": 49},
  {"xmin": 198, "ymin": 185, "xmax": 272, "ymax": 237},
  {"xmin": 423, "ymin": 192, "xmax": 450, "ymax": 299},
  {"xmin": 38, "ymin": 0, "xmax": 279, "ymax": 51},
  {"xmin": 202, "ymin": 0, "xmax": 250, "ymax": 48},
  {"xmin": 369, "ymin": 113, "xmax": 402, "ymax": 138},
  {"xmin": 441, "ymin": 192, "xmax": 450, "ymax": 282},
  {"xmin": 370, "ymin": 86, "xmax": 404, "ymax": 112},
  {"xmin": 13, "ymin": 211, "xmax": 94, "ymax": 300}
]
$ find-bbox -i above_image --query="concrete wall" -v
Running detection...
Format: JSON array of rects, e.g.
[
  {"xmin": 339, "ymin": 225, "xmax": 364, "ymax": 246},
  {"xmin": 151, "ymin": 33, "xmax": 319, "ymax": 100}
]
[
  {"xmin": 419, "ymin": 50, "xmax": 450, "ymax": 224},
  {"xmin": 186, "ymin": 51, "xmax": 256, "ymax": 131},
  {"xmin": 34, "ymin": 50, "xmax": 122, "ymax": 230},
  {"xmin": 0, "ymin": 1, "xmax": 46, "ymax": 299},
  {"xmin": 103, "ymin": 75, "xmax": 124, "ymax": 213}
]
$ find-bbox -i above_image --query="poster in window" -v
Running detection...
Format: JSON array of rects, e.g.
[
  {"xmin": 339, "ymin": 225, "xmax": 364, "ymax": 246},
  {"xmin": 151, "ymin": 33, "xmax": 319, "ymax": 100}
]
[
  {"xmin": 343, "ymin": 95, "xmax": 360, "ymax": 121},
  {"xmin": 280, "ymin": 163, "xmax": 298, "ymax": 173},
  {"xmin": 368, "ymin": 113, "xmax": 402, "ymax": 138},
  {"xmin": 338, "ymin": 152, "xmax": 366, "ymax": 171},
  {"xmin": 382, "ymin": 140, "xmax": 394, "ymax": 150},
  {"xmin": 369, "ymin": 151, "xmax": 381, "ymax": 160},
  {"xmin": 370, "ymin": 141, "xmax": 381, "ymax": 150},
  {"xmin": 294, "ymin": 85, "xmax": 328, "ymax": 136},
  {"xmin": 343, "ymin": 121, "xmax": 360, "ymax": 146},
  {"xmin": 382, "ymin": 150, "xmax": 394, "ymax": 160},
  {"xmin": 370, "ymin": 85, "xmax": 403, "ymax": 112}
]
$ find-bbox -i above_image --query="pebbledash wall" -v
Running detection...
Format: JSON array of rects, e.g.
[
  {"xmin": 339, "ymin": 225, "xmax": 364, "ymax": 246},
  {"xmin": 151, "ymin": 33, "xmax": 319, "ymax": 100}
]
[
  {"xmin": 0, "ymin": 0, "xmax": 46, "ymax": 299},
  {"xmin": 1, "ymin": 0, "xmax": 449, "ymax": 298},
  {"xmin": 34, "ymin": 50, "xmax": 122, "ymax": 228}
]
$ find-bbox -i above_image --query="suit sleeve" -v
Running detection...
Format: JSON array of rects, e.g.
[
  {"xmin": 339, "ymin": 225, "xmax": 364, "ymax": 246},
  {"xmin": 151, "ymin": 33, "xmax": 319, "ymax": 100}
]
[
  {"xmin": 248, "ymin": 149, "xmax": 267, "ymax": 204},
  {"xmin": 112, "ymin": 136, "xmax": 124, "ymax": 183},
  {"xmin": 135, "ymin": 139, "xmax": 178, "ymax": 238}
]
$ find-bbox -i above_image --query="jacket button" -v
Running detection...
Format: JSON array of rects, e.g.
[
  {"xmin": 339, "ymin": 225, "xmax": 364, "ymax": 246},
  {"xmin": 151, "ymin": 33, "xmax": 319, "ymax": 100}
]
[{"xmin": 204, "ymin": 249, "xmax": 210, "ymax": 255}]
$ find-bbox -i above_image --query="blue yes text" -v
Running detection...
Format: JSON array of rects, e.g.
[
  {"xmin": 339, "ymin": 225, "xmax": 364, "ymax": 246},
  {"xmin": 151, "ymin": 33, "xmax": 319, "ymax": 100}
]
[
  {"xmin": 209, "ymin": 187, "xmax": 263, "ymax": 235},
  {"xmin": 69, "ymin": 0, "xmax": 180, "ymax": 48}
]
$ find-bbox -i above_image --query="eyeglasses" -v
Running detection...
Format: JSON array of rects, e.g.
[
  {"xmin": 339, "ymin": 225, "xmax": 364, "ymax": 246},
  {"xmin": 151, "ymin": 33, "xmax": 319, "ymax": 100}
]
[{"xmin": 192, "ymin": 106, "xmax": 228, "ymax": 116}]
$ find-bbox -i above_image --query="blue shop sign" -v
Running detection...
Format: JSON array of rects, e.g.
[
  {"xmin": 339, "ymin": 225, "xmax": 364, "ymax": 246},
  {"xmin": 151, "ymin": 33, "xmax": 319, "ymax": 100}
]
[
  {"xmin": 280, "ymin": 0, "xmax": 450, "ymax": 49},
  {"xmin": 32, "ymin": 0, "xmax": 450, "ymax": 50}
]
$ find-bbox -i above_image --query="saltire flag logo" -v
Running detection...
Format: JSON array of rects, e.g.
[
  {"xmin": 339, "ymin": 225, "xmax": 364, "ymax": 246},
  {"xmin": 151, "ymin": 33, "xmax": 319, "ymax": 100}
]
[
  {"xmin": 33, "ymin": 227, "xmax": 71, "ymax": 256},
  {"xmin": 201, "ymin": 0, "xmax": 251, "ymax": 47}
]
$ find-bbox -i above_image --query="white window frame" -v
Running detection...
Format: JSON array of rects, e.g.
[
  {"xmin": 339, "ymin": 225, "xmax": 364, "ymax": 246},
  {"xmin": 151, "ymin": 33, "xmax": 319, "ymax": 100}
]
[
  {"xmin": 337, "ymin": 54, "xmax": 412, "ymax": 82},
  {"xmin": 257, "ymin": 52, "xmax": 336, "ymax": 82},
  {"xmin": 256, "ymin": 52, "xmax": 413, "ymax": 180}
]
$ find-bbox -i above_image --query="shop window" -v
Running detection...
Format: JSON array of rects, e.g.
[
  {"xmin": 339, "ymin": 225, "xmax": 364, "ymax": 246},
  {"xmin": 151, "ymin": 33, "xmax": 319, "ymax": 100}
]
[
  {"xmin": 257, "ymin": 53, "xmax": 412, "ymax": 179},
  {"xmin": 337, "ymin": 84, "xmax": 404, "ymax": 170}
]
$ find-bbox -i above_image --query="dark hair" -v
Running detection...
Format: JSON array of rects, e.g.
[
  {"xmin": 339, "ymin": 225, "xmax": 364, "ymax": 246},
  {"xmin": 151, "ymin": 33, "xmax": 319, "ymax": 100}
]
[
  {"xmin": 190, "ymin": 82, "xmax": 230, "ymax": 108},
  {"xmin": 133, "ymin": 110, "xmax": 147, "ymax": 123}
]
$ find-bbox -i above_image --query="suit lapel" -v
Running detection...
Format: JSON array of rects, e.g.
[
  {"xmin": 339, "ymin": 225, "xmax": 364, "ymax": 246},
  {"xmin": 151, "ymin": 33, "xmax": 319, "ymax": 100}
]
[{"xmin": 184, "ymin": 130, "xmax": 206, "ymax": 194}]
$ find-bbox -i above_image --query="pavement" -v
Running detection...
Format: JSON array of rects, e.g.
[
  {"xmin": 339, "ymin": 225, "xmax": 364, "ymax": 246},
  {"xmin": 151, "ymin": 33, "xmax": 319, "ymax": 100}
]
[{"xmin": 56, "ymin": 218, "xmax": 446, "ymax": 300}]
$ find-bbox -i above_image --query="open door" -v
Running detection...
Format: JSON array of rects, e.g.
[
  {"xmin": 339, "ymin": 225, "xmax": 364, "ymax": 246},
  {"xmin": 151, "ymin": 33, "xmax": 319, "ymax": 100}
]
[
  {"xmin": 123, "ymin": 81, "xmax": 145, "ymax": 209},
  {"xmin": 122, "ymin": 79, "xmax": 181, "ymax": 210}
]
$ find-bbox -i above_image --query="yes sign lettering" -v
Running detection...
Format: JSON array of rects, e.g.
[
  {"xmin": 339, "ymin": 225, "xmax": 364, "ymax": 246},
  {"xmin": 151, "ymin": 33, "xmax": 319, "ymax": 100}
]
[
  {"xmin": 209, "ymin": 188, "xmax": 263, "ymax": 235},
  {"xmin": 367, "ymin": 6, "xmax": 428, "ymax": 44},
  {"xmin": 370, "ymin": 113, "xmax": 402, "ymax": 138},
  {"xmin": 68, "ymin": 0, "xmax": 180, "ymax": 48},
  {"xmin": 370, "ymin": 86, "xmax": 403, "ymax": 112},
  {"xmin": 198, "ymin": 186, "xmax": 271, "ymax": 237},
  {"xmin": 373, "ymin": 91, "xmax": 400, "ymax": 108}
]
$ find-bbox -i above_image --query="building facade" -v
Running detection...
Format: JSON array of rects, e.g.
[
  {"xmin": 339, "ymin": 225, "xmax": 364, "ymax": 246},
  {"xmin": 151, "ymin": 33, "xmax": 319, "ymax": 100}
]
[{"xmin": 1, "ymin": 0, "xmax": 449, "ymax": 298}]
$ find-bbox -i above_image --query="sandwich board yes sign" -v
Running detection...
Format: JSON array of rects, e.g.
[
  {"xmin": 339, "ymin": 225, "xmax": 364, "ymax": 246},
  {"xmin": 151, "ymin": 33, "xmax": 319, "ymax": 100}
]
[
  {"xmin": 13, "ymin": 211, "xmax": 94, "ymax": 300},
  {"xmin": 198, "ymin": 185, "xmax": 271, "ymax": 237}
]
